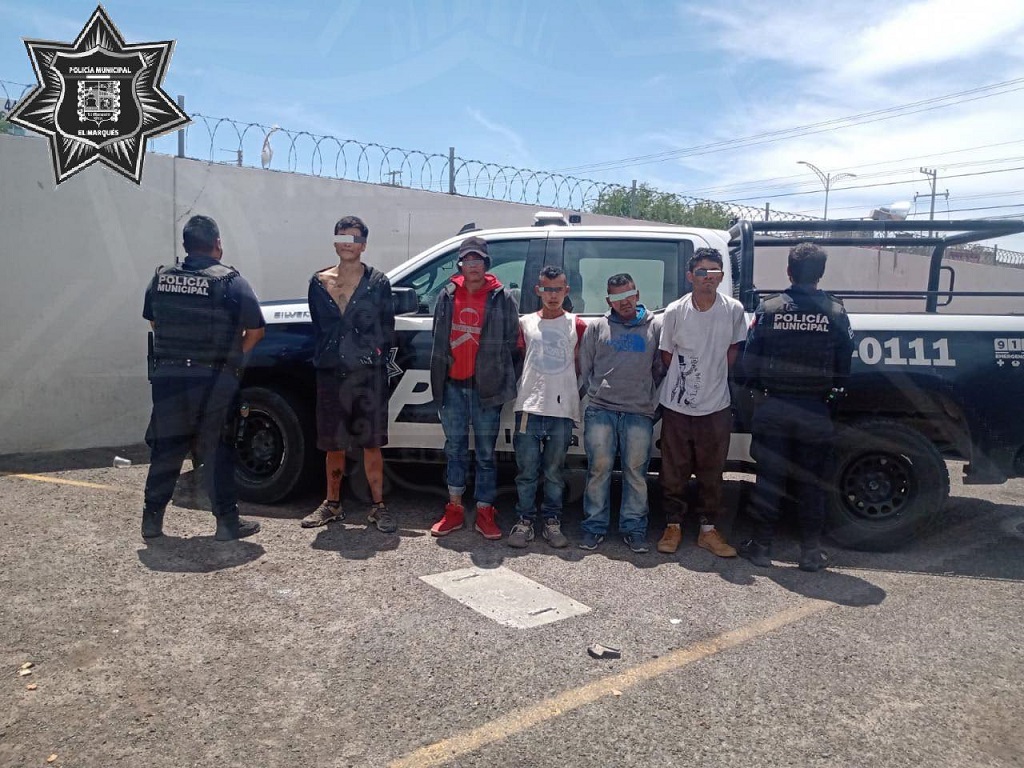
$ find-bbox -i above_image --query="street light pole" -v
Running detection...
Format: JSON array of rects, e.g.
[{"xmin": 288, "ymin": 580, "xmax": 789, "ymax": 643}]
[{"xmin": 797, "ymin": 160, "xmax": 857, "ymax": 219}]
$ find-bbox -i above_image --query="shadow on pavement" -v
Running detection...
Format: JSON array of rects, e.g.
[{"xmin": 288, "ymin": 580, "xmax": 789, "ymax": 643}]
[
  {"xmin": 0, "ymin": 444, "xmax": 151, "ymax": 473},
  {"xmin": 136, "ymin": 536, "xmax": 264, "ymax": 572},
  {"xmin": 829, "ymin": 497, "xmax": 1024, "ymax": 583},
  {"xmin": 310, "ymin": 521, "xmax": 424, "ymax": 560},
  {"xmin": 708, "ymin": 557, "xmax": 888, "ymax": 608}
]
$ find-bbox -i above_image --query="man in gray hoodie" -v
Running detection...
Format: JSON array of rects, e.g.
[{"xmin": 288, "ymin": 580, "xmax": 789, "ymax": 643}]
[{"xmin": 577, "ymin": 273, "xmax": 665, "ymax": 552}]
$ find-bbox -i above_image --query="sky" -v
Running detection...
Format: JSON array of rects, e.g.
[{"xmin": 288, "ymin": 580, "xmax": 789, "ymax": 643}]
[{"xmin": 3, "ymin": 0, "xmax": 1024, "ymax": 249}]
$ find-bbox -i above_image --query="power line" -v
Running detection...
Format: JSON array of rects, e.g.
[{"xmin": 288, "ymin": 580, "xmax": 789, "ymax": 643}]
[
  {"xmin": 908, "ymin": 203, "xmax": 1024, "ymax": 214},
  {"xmin": 683, "ymin": 139, "xmax": 1024, "ymax": 196},
  {"xmin": 723, "ymin": 164, "xmax": 1024, "ymax": 203},
  {"xmin": 686, "ymin": 152, "xmax": 1024, "ymax": 200},
  {"xmin": 803, "ymin": 190, "xmax": 1024, "ymax": 215},
  {"xmin": 554, "ymin": 77, "xmax": 1024, "ymax": 175}
]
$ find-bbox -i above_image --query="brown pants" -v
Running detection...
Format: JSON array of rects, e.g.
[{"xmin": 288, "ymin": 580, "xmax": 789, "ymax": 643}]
[{"xmin": 660, "ymin": 406, "xmax": 732, "ymax": 526}]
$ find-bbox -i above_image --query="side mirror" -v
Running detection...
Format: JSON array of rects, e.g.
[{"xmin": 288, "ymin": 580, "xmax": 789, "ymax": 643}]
[{"xmin": 392, "ymin": 286, "xmax": 419, "ymax": 316}]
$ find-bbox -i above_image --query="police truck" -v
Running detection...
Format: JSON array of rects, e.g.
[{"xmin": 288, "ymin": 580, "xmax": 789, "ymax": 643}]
[{"xmin": 234, "ymin": 214, "xmax": 1024, "ymax": 552}]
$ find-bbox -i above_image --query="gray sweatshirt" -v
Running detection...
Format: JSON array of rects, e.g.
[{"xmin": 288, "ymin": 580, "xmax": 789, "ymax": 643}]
[{"xmin": 578, "ymin": 306, "xmax": 665, "ymax": 419}]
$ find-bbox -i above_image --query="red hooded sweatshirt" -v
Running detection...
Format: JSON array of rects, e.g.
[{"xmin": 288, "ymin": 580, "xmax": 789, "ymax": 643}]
[{"xmin": 449, "ymin": 273, "xmax": 502, "ymax": 381}]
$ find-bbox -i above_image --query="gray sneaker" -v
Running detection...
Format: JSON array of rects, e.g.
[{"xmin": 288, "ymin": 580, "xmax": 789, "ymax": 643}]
[
  {"xmin": 623, "ymin": 533, "xmax": 650, "ymax": 554},
  {"xmin": 367, "ymin": 503, "xmax": 397, "ymax": 533},
  {"xmin": 301, "ymin": 501, "xmax": 344, "ymax": 528},
  {"xmin": 542, "ymin": 519, "xmax": 568, "ymax": 548},
  {"xmin": 507, "ymin": 518, "xmax": 535, "ymax": 548}
]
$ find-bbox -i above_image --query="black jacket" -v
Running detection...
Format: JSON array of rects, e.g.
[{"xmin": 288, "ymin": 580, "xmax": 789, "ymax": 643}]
[
  {"xmin": 308, "ymin": 265, "xmax": 395, "ymax": 373},
  {"xmin": 430, "ymin": 280, "xmax": 520, "ymax": 408},
  {"xmin": 743, "ymin": 284, "xmax": 855, "ymax": 398}
]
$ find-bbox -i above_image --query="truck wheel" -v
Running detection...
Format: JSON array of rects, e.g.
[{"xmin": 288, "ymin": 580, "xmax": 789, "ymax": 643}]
[
  {"xmin": 235, "ymin": 387, "xmax": 314, "ymax": 503},
  {"xmin": 826, "ymin": 419, "xmax": 949, "ymax": 551}
]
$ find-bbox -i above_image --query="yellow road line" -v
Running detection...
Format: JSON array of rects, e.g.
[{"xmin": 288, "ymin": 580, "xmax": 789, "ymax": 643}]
[
  {"xmin": 389, "ymin": 599, "xmax": 831, "ymax": 768},
  {"xmin": 1, "ymin": 472, "xmax": 113, "ymax": 490}
]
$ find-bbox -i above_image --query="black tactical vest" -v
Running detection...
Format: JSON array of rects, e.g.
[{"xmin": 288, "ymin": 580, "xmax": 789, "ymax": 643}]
[
  {"xmin": 757, "ymin": 289, "xmax": 847, "ymax": 397},
  {"xmin": 150, "ymin": 262, "xmax": 240, "ymax": 365}
]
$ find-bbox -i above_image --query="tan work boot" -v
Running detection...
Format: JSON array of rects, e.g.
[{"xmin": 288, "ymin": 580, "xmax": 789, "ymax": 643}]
[
  {"xmin": 657, "ymin": 524, "xmax": 682, "ymax": 554},
  {"xmin": 697, "ymin": 528, "xmax": 737, "ymax": 558},
  {"xmin": 301, "ymin": 500, "xmax": 344, "ymax": 528}
]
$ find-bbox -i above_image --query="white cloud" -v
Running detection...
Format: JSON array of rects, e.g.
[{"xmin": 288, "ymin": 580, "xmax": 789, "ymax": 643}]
[
  {"xmin": 688, "ymin": 0, "xmax": 1024, "ymax": 85},
  {"xmin": 660, "ymin": 0, "xmax": 1024, "ymax": 239},
  {"xmin": 845, "ymin": 0, "xmax": 1024, "ymax": 79}
]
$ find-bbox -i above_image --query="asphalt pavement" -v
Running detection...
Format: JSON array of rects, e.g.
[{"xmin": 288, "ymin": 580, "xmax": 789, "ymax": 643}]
[{"xmin": 1, "ymin": 449, "xmax": 1022, "ymax": 768}]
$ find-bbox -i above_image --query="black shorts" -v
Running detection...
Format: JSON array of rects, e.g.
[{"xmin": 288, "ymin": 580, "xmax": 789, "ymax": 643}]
[{"xmin": 315, "ymin": 367, "xmax": 389, "ymax": 451}]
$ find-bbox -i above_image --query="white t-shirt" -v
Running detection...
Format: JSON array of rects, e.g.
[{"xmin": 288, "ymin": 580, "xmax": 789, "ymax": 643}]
[
  {"xmin": 658, "ymin": 292, "xmax": 747, "ymax": 416},
  {"xmin": 516, "ymin": 312, "xmax": 582, "ymax": 423}
]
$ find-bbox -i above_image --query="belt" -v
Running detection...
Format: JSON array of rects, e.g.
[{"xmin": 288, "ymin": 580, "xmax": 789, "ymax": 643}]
[{"xmin": 155, "ymin": 358, "xmax": 240, "ymax": 376}]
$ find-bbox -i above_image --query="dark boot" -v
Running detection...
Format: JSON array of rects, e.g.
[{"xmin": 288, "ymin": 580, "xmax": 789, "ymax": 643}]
[
  {"xmin": 738, "ymin": 539, "xmax": 772, "ymax": 568},
  {"xmin": 141, "ymin": 506, "xmax": 165, "ymax": 539},
  {"xmin": 215, "ymin": 512, "xmax": 261, "ymax": 541},
  {"xmin": 798, "ymin": 547, "xmax": 829, "ymax": 572}
]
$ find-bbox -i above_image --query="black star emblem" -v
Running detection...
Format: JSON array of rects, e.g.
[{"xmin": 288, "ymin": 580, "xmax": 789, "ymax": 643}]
[{"xmin": 6, "ymin": 5, "xmax": 189, "ymax": 185}]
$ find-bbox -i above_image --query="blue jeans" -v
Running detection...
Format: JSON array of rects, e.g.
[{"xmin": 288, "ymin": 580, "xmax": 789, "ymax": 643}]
[
  {"xmin": 440, "ymin": 382, "xmax": 502, "ymax": 506},
  {"xmin": 513, "ymin": 412, "xmax": 573, "ymax": 521},
  {"xmin": 582, "ymin": 405, "xmax": 654, "ymax": 536}
]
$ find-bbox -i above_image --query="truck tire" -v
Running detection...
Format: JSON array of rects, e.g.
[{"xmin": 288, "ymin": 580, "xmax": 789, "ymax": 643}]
[
  {"xmin": 235, "ymin": 386, "xmax": 315, "ymax": 503},
  {"xmin": 826, "ymin": 419, "xmax": 949, "ymax": 551}
]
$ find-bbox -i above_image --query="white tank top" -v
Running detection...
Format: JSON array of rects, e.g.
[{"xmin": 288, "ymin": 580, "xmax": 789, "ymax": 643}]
[{"xmin": 515, "ymin": 312, "xmax": 581, "ymax": 423}]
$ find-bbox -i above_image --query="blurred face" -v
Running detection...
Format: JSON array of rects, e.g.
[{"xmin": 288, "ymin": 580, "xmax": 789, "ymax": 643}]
[
  {"xmin": 606, "ymin": 281, "xmax": 639, "ymax": 320},
  {"xmin": 459, "ymin": 252, "xmax": 487, "ymax": 281},
  {"xmin": 333, "ymin": 227, "xmax": 367, "ymax": 263},
  {"xmin": 689, "ymin": 258, "xmax": 724, "ymax": 296},
  {"xmin": 536, "ymin": 274, "xmax": 569, "ymax": 314}
]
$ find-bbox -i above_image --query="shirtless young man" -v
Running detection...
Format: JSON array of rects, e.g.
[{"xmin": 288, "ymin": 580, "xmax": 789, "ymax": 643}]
[{"xmin": 301, "ymin": 215, "xmax": 397, "ymax": 533}]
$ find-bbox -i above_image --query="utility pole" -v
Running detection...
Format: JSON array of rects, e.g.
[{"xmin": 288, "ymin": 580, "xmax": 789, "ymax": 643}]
[
  {"xmin": 176, "ymin": 95, "xmax": 185, "ymax": 158},
  {"xmin": 917, "ymin": 167, "xmax": 948, "ymax": 238},
  {"xmin": 386, "ymin": 170, "xmax": 402, "ymax": 186}
]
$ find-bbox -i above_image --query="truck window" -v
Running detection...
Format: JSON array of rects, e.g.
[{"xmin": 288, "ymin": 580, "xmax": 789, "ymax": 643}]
[
  {"xmin": 562, "ymin": 239, "xmax": 683, "ymax": 313},
  {"xmin": 399, "ymin": 239, "xmax": 531, "ymax": 314}
]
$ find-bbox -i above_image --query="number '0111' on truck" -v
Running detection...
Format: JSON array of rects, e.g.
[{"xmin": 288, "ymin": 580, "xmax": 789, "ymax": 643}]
[{"xmin": 236, "ymin": 215, "xmax": 1024, "ymax": 552}]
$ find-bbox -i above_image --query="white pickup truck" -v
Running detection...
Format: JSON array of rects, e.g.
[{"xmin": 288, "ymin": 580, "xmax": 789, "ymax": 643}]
[{"xmin": 236, "ymin": 214, "xmax": 1024, "ymax": 551}]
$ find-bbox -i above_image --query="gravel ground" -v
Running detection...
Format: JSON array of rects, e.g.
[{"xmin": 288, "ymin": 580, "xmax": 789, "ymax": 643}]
[{"xmin": 1, "ymin": 449, "xmax": 1022, "ymax": 768}]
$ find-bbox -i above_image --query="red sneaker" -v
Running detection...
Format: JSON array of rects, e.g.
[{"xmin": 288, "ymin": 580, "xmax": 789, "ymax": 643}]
[
  {"xmin": 474, "ymin": 505, "xmax": 503, "ymax": 540},
  {"xmin": 430, "ymin": 503, "xmax": 465, "ymax": 536}
]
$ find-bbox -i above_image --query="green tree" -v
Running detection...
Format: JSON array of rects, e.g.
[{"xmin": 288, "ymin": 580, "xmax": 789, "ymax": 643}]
[{"xmin": 589, "ymin": 183, "xmax": 733, "ymax": 229}]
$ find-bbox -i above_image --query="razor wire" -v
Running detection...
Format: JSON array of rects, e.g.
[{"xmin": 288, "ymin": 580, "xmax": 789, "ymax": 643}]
[
  {"xmin": 0, "ymin": 79, "xmax": 31, "ymax": 114},
  {"xmin": 182, "ymin": 112, "xmax": 817, "ymax": 222},
  {"xmin": 3, "ymin": 78, "xmax": 1022, "ymax": 261}
]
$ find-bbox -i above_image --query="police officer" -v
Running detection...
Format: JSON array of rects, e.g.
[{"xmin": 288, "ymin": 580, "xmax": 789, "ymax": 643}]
[
  {"xmin": 141, "ymin": 215, "xmax": 266, "ymax": 541},
  {"xmin": 738, "ymin": 242, "xmax": 855, "ymax": 571}
]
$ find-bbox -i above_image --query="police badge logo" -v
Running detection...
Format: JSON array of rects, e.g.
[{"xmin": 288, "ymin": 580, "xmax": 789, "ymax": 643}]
[{"xmin": 6, "ymin": 5, "xmax": 189, "ymax": 185}]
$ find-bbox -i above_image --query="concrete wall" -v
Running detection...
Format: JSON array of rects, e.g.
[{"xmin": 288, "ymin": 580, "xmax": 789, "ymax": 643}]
[
  {"xmin": 0, "ymin": 133, "xmax": 631, "ymax": 455},
  {"xmin": 753, "ymin": 245, "xmax": 1024, "ymax": 315},
  {"xmin": 3, "ymin": 131, "xmax": 1024, "ymax": 455}
]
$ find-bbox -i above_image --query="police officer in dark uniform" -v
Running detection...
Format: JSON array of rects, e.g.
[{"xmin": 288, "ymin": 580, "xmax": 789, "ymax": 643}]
[
  {"xmin": 738, "ymin": 242, "xmax": 855, "ymax": 571},
  {"xmin": 141, "ymin": 215, "xmax": 266, "ymax": 541}
]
